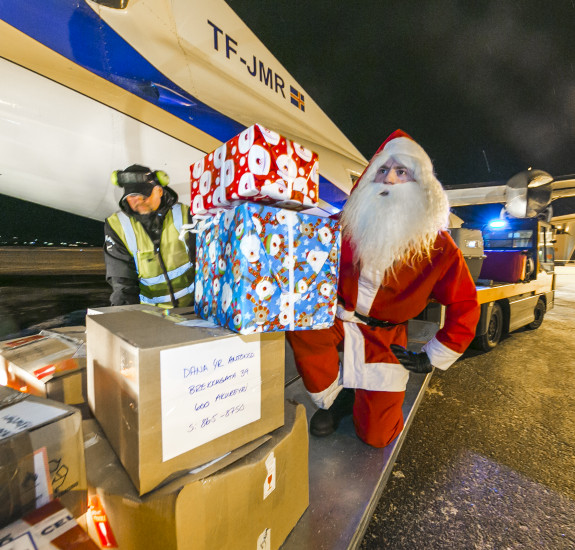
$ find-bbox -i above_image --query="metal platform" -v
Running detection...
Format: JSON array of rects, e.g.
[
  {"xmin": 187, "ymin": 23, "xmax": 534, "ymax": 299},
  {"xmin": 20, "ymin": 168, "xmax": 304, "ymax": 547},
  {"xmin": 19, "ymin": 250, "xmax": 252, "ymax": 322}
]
[{"xmin": 281, "ymin": 341, "xmax": 432, "ymax": 550}]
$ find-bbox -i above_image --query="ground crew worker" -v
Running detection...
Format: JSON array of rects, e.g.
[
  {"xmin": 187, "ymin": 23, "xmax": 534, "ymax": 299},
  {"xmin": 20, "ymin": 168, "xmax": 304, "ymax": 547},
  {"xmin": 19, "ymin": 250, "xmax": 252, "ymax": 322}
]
[{"xmin": 104, "ymin": 164, "xmax": 195, "ymax": 308}]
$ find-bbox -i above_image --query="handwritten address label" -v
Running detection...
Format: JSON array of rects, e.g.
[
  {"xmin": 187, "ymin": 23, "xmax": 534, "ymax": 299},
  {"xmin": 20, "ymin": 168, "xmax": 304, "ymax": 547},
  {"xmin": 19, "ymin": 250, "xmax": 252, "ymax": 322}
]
[
  {"xmin": 160, "ymin": 336, "xmax": 262, "ymax": 461},
  {"xmin": 0, "ymin": 401, "xmax": 68, "ymax": 441}
]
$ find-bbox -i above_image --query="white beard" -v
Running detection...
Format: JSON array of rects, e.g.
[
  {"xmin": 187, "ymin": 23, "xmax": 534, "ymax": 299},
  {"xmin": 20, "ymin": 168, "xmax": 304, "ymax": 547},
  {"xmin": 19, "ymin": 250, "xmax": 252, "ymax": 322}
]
[{"xmin": 341, "ymin": 178, "xmax": 449, "ymax": 277}]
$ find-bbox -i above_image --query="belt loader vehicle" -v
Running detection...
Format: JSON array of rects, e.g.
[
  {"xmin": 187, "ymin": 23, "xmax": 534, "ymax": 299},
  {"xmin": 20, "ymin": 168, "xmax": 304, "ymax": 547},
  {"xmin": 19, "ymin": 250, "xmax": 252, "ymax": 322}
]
[{"xmin": 451, "ymin": 217, "xmax": 555, "ymax": 351}]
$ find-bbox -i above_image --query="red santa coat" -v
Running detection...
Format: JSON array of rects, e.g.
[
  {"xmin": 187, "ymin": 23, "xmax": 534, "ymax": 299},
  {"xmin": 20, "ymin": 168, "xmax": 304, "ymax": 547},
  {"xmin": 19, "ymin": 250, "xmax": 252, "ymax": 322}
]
[{"xmin": 336, "ymin": 230, "xmax": 480, "ymax": 392}]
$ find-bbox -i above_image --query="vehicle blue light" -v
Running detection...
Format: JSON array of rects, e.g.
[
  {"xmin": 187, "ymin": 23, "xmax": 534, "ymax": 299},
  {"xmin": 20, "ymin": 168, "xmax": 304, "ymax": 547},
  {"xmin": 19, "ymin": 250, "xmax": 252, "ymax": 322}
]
[{"xmin": 488, "ymin": 219, "xmax": 508, "ymax": 229}]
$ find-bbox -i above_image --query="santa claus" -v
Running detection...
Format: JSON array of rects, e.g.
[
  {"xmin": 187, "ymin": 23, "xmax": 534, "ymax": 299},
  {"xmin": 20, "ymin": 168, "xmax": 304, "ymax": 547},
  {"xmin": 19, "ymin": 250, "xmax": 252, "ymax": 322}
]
[{"xmin": 286, "ymin": 130, "xmax": 480, "ymax": 448}]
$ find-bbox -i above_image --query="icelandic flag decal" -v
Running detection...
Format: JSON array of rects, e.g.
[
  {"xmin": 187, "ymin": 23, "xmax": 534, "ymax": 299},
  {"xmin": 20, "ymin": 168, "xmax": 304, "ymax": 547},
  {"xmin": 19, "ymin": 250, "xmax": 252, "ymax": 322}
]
[{"xmin": 290, "ymin": 86, "xmax": 305, "ymax": 111}]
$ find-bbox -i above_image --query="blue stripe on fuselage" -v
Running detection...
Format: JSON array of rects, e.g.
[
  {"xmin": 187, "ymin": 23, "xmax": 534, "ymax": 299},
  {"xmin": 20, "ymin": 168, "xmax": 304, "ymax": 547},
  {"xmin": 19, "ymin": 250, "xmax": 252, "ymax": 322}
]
[
  {"xmin": 319, "ymin": 175, "xmax": 349, "ymax": 211},
  {"xmin": 0, "ymin": 0, "xmax": 244, "ymax": 142}
]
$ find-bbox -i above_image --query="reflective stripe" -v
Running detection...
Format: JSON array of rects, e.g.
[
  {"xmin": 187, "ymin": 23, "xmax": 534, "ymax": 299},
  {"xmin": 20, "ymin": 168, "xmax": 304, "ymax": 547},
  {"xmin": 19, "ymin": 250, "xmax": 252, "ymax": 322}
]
[
  {"xmin": 117, "ymin": 211, "xmax": 139, "ymax": 273},
  {"xmin": 172, "ymin": 204, "xmax": 183, "ymax": 231},
  {"xmin": 139, "ymin": 282, "xmax": 195, "ymax": 305},
  {"xmin": 140, "ymin": 262, "xmax": 193, "ymax": 286},
  {"xmin": 171, "ymin": 204, "xmax": 189, "ymax": 254}
]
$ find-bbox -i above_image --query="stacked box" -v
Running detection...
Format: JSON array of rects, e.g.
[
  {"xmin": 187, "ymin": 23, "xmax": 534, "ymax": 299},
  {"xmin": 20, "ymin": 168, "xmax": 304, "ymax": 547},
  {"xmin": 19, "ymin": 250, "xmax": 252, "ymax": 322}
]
[
  {"xmin": 0, "ymin": 386, "xmax": 86, "ymax": 527},
  {"xmin": 87, "ymin": 304, "xmax": 196, "ymax": 318},
  {"xmin": 190, "ymin": 123, "xmax": 319, "ymax": 214},
  {"xmin": 194, "ymin": 203, "xmax": 340, "ymax": 334},
  {"xmin": 86, "ymin": 304, "xmax": 160, "ymax": 315},
  {"xmin": 83, "ymin": 401, "xmax": 308, "ymax": 550},
  {"xmin": 0, "ymin": 499, "xmax": 97, "ymax": 549},
  {"xmin": 86, "ymin": 310, "xmax": 285, "ymax": 495},
  {"xmin": 0, "ymin": 330, "xmax": 90, "ymax": 418}
]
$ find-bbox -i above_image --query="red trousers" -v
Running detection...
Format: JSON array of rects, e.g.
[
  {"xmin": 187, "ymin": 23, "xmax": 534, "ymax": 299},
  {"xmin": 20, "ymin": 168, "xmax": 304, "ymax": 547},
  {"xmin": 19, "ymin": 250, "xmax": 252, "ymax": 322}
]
[{"xmin": 287, "ymin": 318, "xmax": 405, "ymax": 448}]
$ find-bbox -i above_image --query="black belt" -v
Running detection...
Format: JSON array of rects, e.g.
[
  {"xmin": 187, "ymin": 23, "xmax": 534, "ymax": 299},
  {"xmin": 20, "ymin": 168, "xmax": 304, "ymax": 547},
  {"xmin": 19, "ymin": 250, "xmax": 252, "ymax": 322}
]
[{"xmin": 354, "ymin": 311, "xmax": 402, "ymax": 328}]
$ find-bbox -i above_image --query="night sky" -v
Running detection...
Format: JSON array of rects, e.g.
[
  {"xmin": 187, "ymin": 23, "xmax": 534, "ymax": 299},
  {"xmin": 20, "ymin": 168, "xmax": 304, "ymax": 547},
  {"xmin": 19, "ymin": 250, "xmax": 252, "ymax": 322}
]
[
  {"xmin": 227, "ymin": 0, "xmax": 574, "ymax": 185},
  {"xmin": 2, "ymin": 0, "xmax": 574, "ymax": 244}
]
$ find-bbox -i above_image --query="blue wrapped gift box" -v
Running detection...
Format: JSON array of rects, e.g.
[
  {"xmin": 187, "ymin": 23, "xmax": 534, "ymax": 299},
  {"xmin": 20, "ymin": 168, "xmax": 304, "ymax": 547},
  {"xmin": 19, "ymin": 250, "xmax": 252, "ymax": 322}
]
[{"xmin": 194, "ymin": 203, "xmax": 340, "ymax": 334}]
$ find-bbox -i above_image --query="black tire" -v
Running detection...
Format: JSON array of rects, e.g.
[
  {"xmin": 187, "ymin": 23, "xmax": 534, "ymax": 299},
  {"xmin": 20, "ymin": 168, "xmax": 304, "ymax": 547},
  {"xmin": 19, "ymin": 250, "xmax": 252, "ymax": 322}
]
[
  {"xmin": 478, "ymin": 302, "xmax": 503, "ymax": 351},
  {"xmin": 527, "ymin": 299, "xmax": 545, "ymax": 330}
]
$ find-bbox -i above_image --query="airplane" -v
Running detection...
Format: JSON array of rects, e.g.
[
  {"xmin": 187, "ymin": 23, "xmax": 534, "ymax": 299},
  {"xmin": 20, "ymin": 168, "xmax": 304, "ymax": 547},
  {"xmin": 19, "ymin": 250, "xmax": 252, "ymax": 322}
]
[{"xmin": 0, "ymin": 0, "xmax": 368, "ymax": 223}]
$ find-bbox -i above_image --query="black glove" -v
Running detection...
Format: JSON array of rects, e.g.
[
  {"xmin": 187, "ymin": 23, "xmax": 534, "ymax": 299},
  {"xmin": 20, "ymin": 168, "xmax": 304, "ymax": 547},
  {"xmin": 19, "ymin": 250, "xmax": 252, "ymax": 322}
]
[{"xmin": 390, "ymin": 344, "xmax": 433, "ymax": 373}]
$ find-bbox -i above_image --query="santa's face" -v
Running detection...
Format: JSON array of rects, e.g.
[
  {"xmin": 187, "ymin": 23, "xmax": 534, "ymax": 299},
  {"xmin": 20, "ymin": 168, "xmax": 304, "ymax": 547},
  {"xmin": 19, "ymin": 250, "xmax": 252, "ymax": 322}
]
[
  {"xmin": 373, "ymin": 160, "xmax": 415, "ymax": 188},
  {"xmin": 341, "ymin": 170, "xmax": 431, "ymax": 275}
]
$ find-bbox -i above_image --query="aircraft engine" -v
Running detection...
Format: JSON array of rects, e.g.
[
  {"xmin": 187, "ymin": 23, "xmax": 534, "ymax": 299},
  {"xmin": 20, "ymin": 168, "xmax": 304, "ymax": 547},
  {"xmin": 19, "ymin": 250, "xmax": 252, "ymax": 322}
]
[{"xmin": 505, "ymin": 169, "xmax": 553, "ymax": 218}]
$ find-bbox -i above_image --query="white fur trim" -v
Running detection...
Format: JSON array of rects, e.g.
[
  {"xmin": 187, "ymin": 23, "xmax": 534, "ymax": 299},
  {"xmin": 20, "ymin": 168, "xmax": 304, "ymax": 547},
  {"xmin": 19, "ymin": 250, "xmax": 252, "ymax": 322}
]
[
  {"xmin": 342, "ymin": 322, "xmax": 409, "ymax": 392},
  {"xmin": 422, "ymin": 336, "xmax": 462, "ymax": 370},
  {"xmin": 381, "ymin": 137, "xmax": 433, "ymax": 172},
  {"xmin": 356, "ymin": 267, "xmax": 382, "ymax": 315},
  {"xmin": 308, "ymin": 375, "xmax": 344, "ymax": 409},
  {"xmin": 336, "ymin": 305, "xmax": 356, "ymax": 322}
]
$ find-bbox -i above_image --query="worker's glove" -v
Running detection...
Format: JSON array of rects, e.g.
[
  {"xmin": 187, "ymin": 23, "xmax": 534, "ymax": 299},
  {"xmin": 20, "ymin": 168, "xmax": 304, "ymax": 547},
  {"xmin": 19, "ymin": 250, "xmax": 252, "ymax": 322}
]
[{"xmin": 390, "ymin": 344, "xmax": 433, "ymax": 374}]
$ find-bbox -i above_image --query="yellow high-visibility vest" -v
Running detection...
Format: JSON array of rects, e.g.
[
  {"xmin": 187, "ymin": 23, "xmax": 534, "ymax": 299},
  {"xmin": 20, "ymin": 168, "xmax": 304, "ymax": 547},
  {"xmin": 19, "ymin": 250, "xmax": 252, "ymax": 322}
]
[{"xmin": 107, "ymin": 204, "xmax": 194, "ymax": 307}]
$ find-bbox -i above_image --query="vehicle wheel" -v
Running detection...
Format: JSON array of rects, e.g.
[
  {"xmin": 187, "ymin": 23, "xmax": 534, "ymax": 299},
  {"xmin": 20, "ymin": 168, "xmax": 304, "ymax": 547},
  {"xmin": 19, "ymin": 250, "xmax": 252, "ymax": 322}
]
[
  {"xmin": 478, "ymin": 302, "xmax": 503, "ymax": 351},
  {"xmin": 527, "ymin": 299, "xmax": 545, "ymax": 330}
]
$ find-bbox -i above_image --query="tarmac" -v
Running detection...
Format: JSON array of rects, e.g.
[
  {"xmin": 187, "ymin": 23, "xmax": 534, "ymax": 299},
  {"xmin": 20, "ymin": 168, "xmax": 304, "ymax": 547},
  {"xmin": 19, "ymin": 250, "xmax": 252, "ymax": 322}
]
[{"xmin": 360, "ymin": 267, "xmax": 575, "ymax": 550}]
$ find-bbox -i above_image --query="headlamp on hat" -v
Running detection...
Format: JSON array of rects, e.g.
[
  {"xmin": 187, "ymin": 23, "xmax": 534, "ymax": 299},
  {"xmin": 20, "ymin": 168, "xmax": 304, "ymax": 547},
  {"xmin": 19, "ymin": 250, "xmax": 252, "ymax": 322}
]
[
  {"xmin": 111, "ymin": 167, "xmax": 169, "ymax": 188},
  {"xmin": 111, "ymin": 164, "xmax": 170, "ymax": 198}
]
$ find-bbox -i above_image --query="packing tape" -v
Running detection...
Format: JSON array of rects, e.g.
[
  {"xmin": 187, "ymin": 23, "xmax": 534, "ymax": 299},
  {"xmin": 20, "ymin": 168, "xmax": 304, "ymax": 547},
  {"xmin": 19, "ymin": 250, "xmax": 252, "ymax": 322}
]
[
  {"xmin": 179, "ymin": 213, "xmax": 221, "ymax": 241},
  {"xmin": 286, "ymin": 219, "xmax": 296, "ymax": 331}
]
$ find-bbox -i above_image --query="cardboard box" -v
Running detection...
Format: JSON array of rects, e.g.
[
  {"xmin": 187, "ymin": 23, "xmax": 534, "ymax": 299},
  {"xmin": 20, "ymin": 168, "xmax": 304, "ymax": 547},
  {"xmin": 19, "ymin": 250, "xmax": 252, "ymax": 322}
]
[
  {"xmin": 83, "ymin": 400, "xmax": 308, "ymax": 550},
  {"xmin": 87, "ymin": 304, "xmax": 196, "ymax": 319},
  {"xmin": 194, "ymin": 203, "xmax": 340, "ymax": 333},
  {"xmin": 0, "ymin": 499, "xmax": 97, "ymax": 549},
  {"xmin": 190, "ymin": 123, "xmax": 319, "ymax": 214},
  {"xmin": 87, "ymin": 304, "xmax": 163, "ymax": 316},
  {"xmin": 86, "ymin": 310, "xmax": 285, "ymax": 495},
  {"xmin": 0, "ymin": 330, "xmax": 90, "ymax": 418},
  {"xmin": 0, "ymin": 387, "xmax": 87, "ymax": 527}
]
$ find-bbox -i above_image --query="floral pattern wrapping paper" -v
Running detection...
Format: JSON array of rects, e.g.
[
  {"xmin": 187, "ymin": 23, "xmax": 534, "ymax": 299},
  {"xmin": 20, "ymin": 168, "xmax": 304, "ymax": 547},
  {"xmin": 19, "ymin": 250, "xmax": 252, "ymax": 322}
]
[
  {"xmin": 194, "ymin": 203, "xmax": 340, "ymax": 334},
  {"xmin": 190, "ymin": 123, "xmax": 319, "ymax": 215}
]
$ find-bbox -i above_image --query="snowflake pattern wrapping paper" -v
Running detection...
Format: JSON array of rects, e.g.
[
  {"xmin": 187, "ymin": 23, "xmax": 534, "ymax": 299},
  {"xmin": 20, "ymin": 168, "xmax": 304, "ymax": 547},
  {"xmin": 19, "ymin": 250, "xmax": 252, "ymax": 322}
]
[
  {"xmin": 194, "ymin": 203, "xmax": 340, "ymax": 334},
  {"xmin": 190, "ymin": 124, "xmax": 319, "ymax": 214}
]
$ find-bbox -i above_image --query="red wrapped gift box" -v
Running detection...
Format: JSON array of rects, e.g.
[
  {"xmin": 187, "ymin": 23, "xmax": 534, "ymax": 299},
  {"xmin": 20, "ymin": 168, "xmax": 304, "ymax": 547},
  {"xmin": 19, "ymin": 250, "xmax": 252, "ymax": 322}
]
[{"xmin": 190, "ymin": 123, "xmax": 319, "ymax": 214}]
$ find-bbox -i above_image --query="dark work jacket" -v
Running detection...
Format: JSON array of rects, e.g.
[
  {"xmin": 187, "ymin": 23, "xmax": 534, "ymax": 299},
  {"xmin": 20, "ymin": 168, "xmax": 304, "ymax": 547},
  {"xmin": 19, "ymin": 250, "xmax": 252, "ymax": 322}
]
[{"xmin": 103, "ymin": 187, "xmax": 195, "ymax": 306}]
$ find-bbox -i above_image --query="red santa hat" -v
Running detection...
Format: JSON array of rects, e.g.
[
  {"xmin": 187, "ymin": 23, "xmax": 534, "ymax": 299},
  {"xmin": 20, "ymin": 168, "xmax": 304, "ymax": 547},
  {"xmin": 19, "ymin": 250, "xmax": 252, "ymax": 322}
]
[
  {"xmin": 372, "ymin": 129, "xmax": 414, "ymax": 156},
  {"xmin": 351, "ymin": 129, "xmax": 434, "ymax": 193}
]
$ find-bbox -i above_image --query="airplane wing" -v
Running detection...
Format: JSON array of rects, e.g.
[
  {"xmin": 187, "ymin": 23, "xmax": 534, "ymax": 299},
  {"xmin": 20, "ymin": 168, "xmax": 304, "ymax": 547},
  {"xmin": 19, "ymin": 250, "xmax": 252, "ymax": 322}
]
[
  {"xmin": 549, "ymin": 176, "xmax": 575, "ymax": 200},
  {"xmin": 445, "ymin": 171, "xmax": 575, "ymax": 218},
  {"xmin": 444, "ymin": 181, "xmax": 507, "ymax": 207}
]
